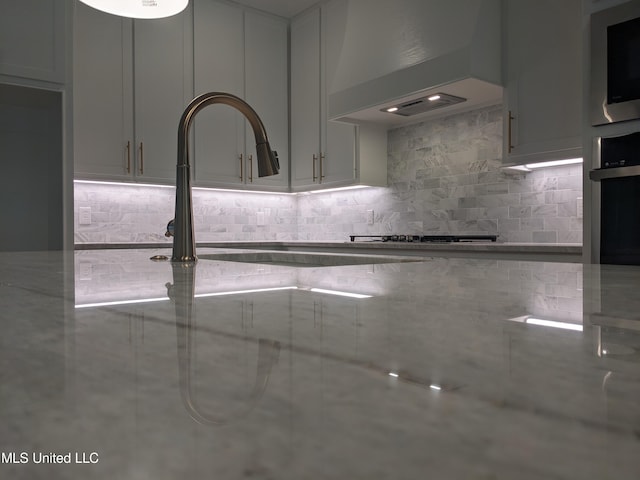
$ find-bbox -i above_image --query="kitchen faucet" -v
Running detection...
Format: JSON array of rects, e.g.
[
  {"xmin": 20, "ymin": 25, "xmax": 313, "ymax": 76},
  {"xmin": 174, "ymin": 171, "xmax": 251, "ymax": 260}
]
[{"xmin": 168, "ymin": 92, "xmax": 280, "ymax": 262}]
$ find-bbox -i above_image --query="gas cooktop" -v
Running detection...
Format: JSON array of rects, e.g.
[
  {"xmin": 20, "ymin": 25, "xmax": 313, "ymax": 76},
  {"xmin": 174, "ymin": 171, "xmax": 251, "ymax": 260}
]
[{"xmin": 349, "ymin": 235, "xmax": 498, "ymax": 243}]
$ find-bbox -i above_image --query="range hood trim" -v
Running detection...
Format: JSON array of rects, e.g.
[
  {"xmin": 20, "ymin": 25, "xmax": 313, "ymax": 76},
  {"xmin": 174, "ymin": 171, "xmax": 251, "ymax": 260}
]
[
  {"xmin": 328, "ymin": 45, "xmax": 502, "ymax": 126},
  {"xmin": 329, "ymin": 76, "xmax": 503, "ymax": 126}
]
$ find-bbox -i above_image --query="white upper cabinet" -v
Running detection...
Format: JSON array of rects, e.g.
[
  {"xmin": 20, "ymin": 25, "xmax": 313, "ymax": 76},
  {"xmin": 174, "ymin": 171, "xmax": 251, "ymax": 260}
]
[
  {"xmin": 73, "ymin": 2, "xmax": 193, "ymax": 183},
  {"xmin": 0, "ymin": 0, "xmax": 66, "ymax": 84},
  {"xmin": 291, "ymin": 4, "xmax": 387, "ymax": 191},
  {"xmin": 244, "ymin": 10, "xmax": 289, "ymax": 189},
  {"xmin": 73, "ymin": 3, "xmax": 134, "ymax": 179},
  {"xmin": 193, "ymin": 0, "xmax": 244, "ymax": 187},
  {"xmin": 133, "ymin": 14, "xmax": 194, "ymax": 182},
  {"xmin": 192, "ymin": 0, "xmax": 289, "ymax": 191},
  {"xmin": 502, "ymin": 0, "xmax": 582, "ymax": 165},
  {"xmin": 290, "ymin": 7, "xmax": 321, "ymax": 187}
]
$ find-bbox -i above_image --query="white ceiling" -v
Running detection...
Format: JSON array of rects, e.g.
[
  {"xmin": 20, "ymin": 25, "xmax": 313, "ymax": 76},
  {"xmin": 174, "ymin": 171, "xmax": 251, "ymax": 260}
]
[{"xmin": 231, "ymin": 0, "xmax": 318, "ymax": 18}]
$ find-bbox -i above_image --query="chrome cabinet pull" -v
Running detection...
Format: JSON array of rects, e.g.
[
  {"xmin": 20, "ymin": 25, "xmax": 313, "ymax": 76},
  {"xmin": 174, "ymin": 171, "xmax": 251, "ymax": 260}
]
[
  {"xmin": 239, "ymin": 153, "xmax": 243, "ymax": 180},
  {"xmin": 312, "ymin": 154, "xmax": 318, "ymax": 182},
  {"xmin": 320, "ymin": 152, "xmax": 326, "ymax": 182},
  {"xmin": 139, "ymin": 142, "xmax": 144, "ymax": 174},
  {"xmin": 508, "ymin": 111, "xmax": 515, "ymax": 154},
  {"xmin": 249, "ymin": 154, "xmax": 253, "ymax": 182},
  {"xmin": 126, "ymin": 141, "xmax": 131, "ymax": 173}
]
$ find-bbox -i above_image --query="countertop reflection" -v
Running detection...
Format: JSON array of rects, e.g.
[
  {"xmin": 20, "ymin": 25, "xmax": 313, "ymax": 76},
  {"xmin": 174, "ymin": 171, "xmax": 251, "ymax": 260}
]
[{"xmin": 1, "ymin": 248, "xmax": 639, "ymax": 479}]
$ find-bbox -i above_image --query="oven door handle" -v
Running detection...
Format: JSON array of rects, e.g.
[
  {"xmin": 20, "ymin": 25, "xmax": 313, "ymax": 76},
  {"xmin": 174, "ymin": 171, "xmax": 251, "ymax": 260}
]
[{"xmin": 590, "ymin": 165, "xmax": 640, "ymax": 181}]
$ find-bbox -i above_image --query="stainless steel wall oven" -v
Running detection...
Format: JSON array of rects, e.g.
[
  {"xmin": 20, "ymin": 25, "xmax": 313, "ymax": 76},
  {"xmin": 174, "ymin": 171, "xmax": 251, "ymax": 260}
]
[
  {"xmin": 590, "ymin": 132, "xmax": 640, "ymax": 265},
  {"xmin": 591, "ymin": 0, "xmax": 640, "ymax": 125}
]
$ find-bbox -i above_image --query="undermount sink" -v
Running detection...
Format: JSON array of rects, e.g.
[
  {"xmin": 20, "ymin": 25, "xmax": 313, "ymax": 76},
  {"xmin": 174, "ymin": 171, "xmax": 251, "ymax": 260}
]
[{"xmin": 198, "ymin": 251, "xmax": 423, "ymax": 268}]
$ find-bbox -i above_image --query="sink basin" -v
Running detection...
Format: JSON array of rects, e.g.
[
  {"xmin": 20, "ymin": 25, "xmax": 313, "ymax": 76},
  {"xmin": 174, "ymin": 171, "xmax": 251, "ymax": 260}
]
[{"xmin": 198, "ymin": 251, "xmax": 422, "ymax": 268}]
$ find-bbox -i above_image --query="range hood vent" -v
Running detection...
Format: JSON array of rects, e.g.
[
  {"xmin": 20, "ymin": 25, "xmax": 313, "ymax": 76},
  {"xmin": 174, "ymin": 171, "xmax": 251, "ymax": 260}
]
[
  {"xmin": 382, "ymin": 93, "xmax": 467, "ymax": 117},
  {"xmin": 326, "ymin": 0, "xmax": 502, "ymax": 126}
]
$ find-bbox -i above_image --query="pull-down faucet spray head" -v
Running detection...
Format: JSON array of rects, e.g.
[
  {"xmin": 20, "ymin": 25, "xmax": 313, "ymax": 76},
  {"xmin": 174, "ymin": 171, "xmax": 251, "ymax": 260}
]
[{"xmin": 171, "ymin": 92, "xmax": 280, "ymax": 263}]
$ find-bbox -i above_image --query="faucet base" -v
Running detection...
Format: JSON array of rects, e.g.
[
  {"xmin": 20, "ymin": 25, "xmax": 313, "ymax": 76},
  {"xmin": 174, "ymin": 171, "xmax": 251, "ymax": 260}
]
[{"xmin": 171, "ymin": 256, "xmax": 197, "ymax": 263}]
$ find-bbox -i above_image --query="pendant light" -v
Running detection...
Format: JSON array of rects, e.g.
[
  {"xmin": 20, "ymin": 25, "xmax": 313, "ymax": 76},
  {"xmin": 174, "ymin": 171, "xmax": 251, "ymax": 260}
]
[{"xmin": 78, "ymin": 0, "xmax": 188, "ymax": 19}]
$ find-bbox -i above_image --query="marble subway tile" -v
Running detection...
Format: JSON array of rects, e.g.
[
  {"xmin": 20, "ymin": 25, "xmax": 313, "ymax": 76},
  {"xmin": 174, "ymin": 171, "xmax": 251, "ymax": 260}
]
[{"xmin": 533, "ymin": 231, "xmax": 558, "ymax": 243}]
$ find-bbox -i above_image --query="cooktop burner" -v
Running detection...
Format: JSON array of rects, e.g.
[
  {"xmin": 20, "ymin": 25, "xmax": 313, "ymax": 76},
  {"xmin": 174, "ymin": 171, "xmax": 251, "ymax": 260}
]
[{"xmin": 349, "ymin": 234, "xmax": 498, "ymax": 243}]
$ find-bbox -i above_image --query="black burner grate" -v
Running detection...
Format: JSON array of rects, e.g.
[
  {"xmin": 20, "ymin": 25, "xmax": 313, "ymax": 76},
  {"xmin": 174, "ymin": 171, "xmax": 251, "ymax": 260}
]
[{"xmin": 349, "ymin": 235, "xmax": 498, "ymax": 243}]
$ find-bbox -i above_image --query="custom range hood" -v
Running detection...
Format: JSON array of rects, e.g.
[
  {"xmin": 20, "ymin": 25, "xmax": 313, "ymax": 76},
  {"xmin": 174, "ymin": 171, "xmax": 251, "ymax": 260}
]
[{"xmin": 326, "ymin": 0, "xmax": 503, "ymax": 126}]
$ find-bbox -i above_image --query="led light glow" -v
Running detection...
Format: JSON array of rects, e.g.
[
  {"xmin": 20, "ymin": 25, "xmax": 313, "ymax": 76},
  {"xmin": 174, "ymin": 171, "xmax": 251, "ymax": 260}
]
[
  {"xmin": 76, "ymin": 286, "xmax": 298, "ymax": 308},
  {"xmin": 79, "ymin": 0, "xmax": 189, "ymax": 19},
  {"xmin": 388, "ymin": 372, "xmax": 399, "ymax": 378},
  {"xmin": 504, "ymin": 158, "xmax": 583, "ymax": 173},
  {"xmin": 525, "ymin": 158, "xmax": 583, "ymax": 169},
  {"xmin": 526, "ymin": 317, "xmax": 583, "ymax": 332},
  {"xmin": 309, "ymin": 288, "xmax": 372, "ymax": 299},
  {"xmin": 195, "ymin": 286, "xmax": 298, "ymax": 298},
  {"xmin": 303, "ymin": 185, "xmax": 373, "ymax": 194},
  {"xmin": 75, "ymin": 296, "xmax": 170, "ymax": 309},
  {"xmin": 74, "ymin": 179, "xmax": 174, "ymax": 189},
  {"xmin": 429, "ymin": 384, "xmax": 442, "ymax": 391},
  {"xmin": 505, "ymin": 165, "xmax": 532, "ymax": 172},
  {"xmin": 428, "ymin": 95, "xmax": 441, "ymax": 101},
  {"xmin": 75, "ymin": 179, "xmax": 294, "ymax": 195},
  {"xmin": 386, "ymin": 107, "xmax": 399, "ymax": 113},
  {"xmin": 192, "ymin": 186, "xmax": 295, "ymax": 196}
]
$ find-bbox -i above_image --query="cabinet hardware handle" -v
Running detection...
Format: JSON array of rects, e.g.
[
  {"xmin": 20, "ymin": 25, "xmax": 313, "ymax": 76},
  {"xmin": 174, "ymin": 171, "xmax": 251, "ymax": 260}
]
[
  {"xmin": 508, "ymin": 111, "xmax": 515, "ymax": 154},
  {"xmin": 249, "ymin": 154, "xmax": 253, "ymax": 183},
  {"xmin": 139, "ymin": 142, "xmax": 144, "ymax": 174},
  {"xmin": 126, "ymin": 141, "xmax": 131, "ymax": 173},
  {"xmin": 320, "ymin": 152, "xmax": 326, "ymax": 182},
  {"xmin": 239, "ymin": 153, "xmax": 243, "ymax": 180},
  {"xmin": 312, "ymin": 154, "xmax": 318, "ymax": 182}
]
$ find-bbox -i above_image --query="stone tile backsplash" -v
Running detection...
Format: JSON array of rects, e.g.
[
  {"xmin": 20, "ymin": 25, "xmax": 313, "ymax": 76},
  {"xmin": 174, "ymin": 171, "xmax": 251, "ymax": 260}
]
[
  {"xmin": 74, "ymin": 183, "xmax": 298, "ymax": 244},
  {"xmin": 75, "ymin": 104, "xmax": 583, "ymax": 244}
]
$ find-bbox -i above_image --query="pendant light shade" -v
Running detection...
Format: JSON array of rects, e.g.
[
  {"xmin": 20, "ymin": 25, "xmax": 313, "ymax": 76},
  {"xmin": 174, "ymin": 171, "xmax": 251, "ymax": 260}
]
[{"xmin": 78, "ymin": 0, "xmax": 189, "ymax": 19}]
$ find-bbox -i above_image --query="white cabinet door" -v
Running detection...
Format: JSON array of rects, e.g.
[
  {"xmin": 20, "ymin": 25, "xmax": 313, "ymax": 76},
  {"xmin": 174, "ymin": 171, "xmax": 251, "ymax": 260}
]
[
  {"xmin": 322, "ymin": 121, "xmax": 356, "ymax": 185},
  {"xmin": 73, "ymin": 2, "xmax": 133, "ymax": 179},
  {"xmin": 0, "ymin": 0, "xmax": 66, "ymax": 83},
  {"xmin": 133, "ymin": 10, "xmax": 193, "ymax": 183},
  {"xmin": 244, "ymin": 10, "xmax": 289, "ymax": 189},
  {"xmin": 291, "ymin": 5, "xmax": 386, "ymax": 191},
  {"xmin": 193, "ymin": 0, "xmax": 244, "ymax": 187},
  {"xmin": 291, "ymin": 7, "xmax": 322, "ymax": 188},
  {"xmin": 74, "ymin": 2, "xmax": 191, "ymax": 183},
  {"xmin": 503, "ymin": 0, "xmax": 582, "ymax": 165}
]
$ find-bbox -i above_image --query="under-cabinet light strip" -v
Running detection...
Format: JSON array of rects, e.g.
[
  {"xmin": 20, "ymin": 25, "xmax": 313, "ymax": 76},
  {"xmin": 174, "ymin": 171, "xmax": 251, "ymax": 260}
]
[
  {"xmin": 74, "ymin": 180, "xmax": 377, "ymax": 195},
  {"xmin": 525, "ymin": 158, "xmax": 583, "ymax": 169},
  {"xmin": 75, "ymin": 297, "xmax": 171, "ymax": 309},
  {"xmin": 504, "ymin": 158, "xmax": 583, "ymax": 173},
  {"xmin": 301, "ymin": 185, "xmax": 373, "ymax": 194},
  {"xmin": 74, "ymin": 179, "xmax": 174, "ymax": 189},
  {"xmin": 525, "ymin": 317, "xmax": 583, "ymax": 332},
  {"xmin": 309, "ymin": 288, "xmax": 372, "ymax": 299},
  {"xmin": 194, "ymin": 286, "xmax": 298, "ymax": 298}
]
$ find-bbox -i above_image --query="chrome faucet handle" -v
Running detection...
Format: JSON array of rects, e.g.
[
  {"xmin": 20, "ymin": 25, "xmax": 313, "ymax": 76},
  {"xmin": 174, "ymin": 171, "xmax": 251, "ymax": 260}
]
[{"xmin": 165, "ymin": 219, "xmax": 175, "ymax": 238}]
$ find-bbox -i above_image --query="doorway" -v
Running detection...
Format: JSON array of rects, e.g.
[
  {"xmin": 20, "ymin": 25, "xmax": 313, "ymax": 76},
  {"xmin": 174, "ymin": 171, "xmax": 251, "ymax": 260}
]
[{"xmin": 0, "ymin": 83, "xmax": 63, "ymax": 251}]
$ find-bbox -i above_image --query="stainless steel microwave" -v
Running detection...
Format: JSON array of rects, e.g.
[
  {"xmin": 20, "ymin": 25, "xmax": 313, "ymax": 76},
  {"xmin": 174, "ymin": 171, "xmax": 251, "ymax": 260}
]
[{"xmin": 591, "ymin": 0, "xmax": 640, "ymax": 126}]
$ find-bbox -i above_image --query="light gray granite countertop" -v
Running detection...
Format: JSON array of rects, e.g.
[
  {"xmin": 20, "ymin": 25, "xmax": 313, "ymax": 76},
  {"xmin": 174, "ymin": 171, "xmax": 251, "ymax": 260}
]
[{"xmin": 1, "ymin": 247, "xmax": 637, "ymax": 479}]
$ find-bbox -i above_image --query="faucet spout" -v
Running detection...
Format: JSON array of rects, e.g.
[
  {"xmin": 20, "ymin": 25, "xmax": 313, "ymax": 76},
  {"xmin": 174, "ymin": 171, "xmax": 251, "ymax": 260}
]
[{"xmin": 172, "ymin": 92, "xmax": 280, "ymax": 263}]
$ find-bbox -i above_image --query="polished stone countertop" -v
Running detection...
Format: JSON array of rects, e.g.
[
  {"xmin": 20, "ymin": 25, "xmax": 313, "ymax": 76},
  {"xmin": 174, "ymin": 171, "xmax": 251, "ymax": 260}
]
[
  {"xmin": 76, "ymin": 240, "xmax": 583, "ymax": 262},
  {"xmin": 1, "ymin": 247, "xmax": 638, "ymax": 479}
]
